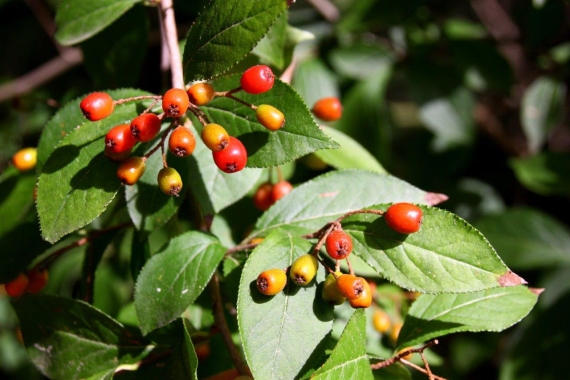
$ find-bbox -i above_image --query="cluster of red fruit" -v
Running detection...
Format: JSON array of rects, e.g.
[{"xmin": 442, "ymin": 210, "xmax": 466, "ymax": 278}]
[
  {"xmin": 252, "ymin": 180, "xmax": 293, "ymax": 211},
  {"xmin": 2, "ymin": 269, "xmax": 48, "ymax": 298},
  {"xmin": 255, "ymin": 203, "xmax": 423, "ymax": 308},
  {"xmin": 79, "ymin": 65, "xmax": 284, "ymax": 196}
]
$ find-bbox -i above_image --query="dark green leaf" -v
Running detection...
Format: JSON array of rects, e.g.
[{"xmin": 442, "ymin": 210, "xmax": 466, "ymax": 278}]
[
  {"xmin": 0, "ymin": 167, "xmax": 35, "ymax": 238},
  {"xmin": 238, "ymin": 230, "xmax": 333, "ymax": 380},
  {"xmin": 187, "ymin": 125, "xmax": 263, "ymax": 215},
  {"xmin": 252, "ymin": 12, "xmax": 288, "ymax": 70},
  {"xmin": 196, "ymin": 75, "xmax": 338, "ymax": 167},
  {"xmin": 312, "ymin": 309, "xmax": 373, "ymax": 380},
  {"xmin": 510, "ymin": 152, "xmax": 570, "ymax": 196},
  {"xmin": 183, "ymin": 0, "xmax": 287, "ymax": 81},
  {"xmin": 36, "ymin": 90, "xmax": 154, "ymax": 243},
  {"xmin": 55, "ymin": 0, "xmax": 141, "ymax": 46},
  {"xmin": 397, "ymin": 286, "xmax": 537, "ymax": 349},
  {"xmin": 314, "ymin": 126, "xmax": 386, "ymax": 173},
  {"xmin": 342, "ymin": 205, "xmax": 524, "ymax": 293},
  {"xmin": 12, "ymin": 295, "xmax": 150, "ymax": 380},
  {"xmin": 521, "ymin": 76, "xmax": 565, "ymax": 153},
  {"xmin": 134, "ymin": 231, "xmax": 226, "ymax": 335},
  {"xmin": 475, "ymin": 208, "xmax": 570, "ymax": 269},
  {"xmin": 79, "ymin": 229, "xmax": 121, "ymax": 300},
  {"xmin": 81, "ymin": 5, "xmax": 148, "ymax": 88},
  {"xmin": 249, "ymin": 170, "xmax": 429, "ymax": 240}
]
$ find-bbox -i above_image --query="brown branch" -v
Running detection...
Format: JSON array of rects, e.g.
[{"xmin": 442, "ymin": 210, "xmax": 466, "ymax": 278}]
[
  {"xmin": 159, "ymin": 0, "xmax": 184, "ymax": 88},
  {"xmin": 400, "ymin": 359, "xmax": 447, "ymax": 380},
  {"xmin": 371, "ymin": 340, "xmax": 439, "ymax": 370},
  {"xmin": 306, "ymin": 0, "xmax": 340, "ymax": 23}
]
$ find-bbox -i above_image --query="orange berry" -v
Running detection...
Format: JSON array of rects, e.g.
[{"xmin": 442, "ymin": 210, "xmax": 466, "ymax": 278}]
[
  {"xmin": 187, "ymin": 83, "xmax": 215, "ymax": 106},
  {"xmin": 80, "ymin": 92, "xmax": 114, "ymax": 121},
  {"xmin": 256, "ymin": 104, "xmax": 285, "ymax": 131},
  {"xmin": 271, "ymin": 180, "xmax": 293, "ymax": 202},
  {"xmin": 131, "ymin": 113, "xmax": 161, "ymax": 142},
  {"xmin": 256, "ymin": 268, "xmax": 287, "ymax": 296},
  {"xmin": 253, "ymin": 182, "xmax": 274, "ymax": 211},
  {"xmin": 335, "ymin": 274, "xmax": 365, "ymax": 300},
  {"xmin": 373, "ymin": 310, "xmax": 392, "ymax": 333},
  {"xmin": 12, "ymin": 147, "xmax": 37, "ymax": 171},
  {"xmin": 117, "ymin": 156, "xmax": 146, "ymax": 185},
  {"xmin": 195, "ymin": 341, "xmax": 211, "ymax": 361},
  {"xmin": 385, "ymin": 203, "xmax": 423, "ymax": 234},
  {"xmin": 348, "ymin": 279, "xmax": 372, "ymax": 308},
  {"xmin": 390, "ymin": 322, "xmax": 403, "ymax": 343},
  {"xmin": 162, "ymin": 88, "xmax": 189, "ymax": 118},
  {"xmin": 312, "ymin": 97, "xmax": 342, "ymax": 121},
  {"xmin": 201, "ymin": 123, "xmax": 230, "ymax": 152},
  {"xmin": 5, "ymin": 273, "xmax": 29, "ymax": 298},
  {"xmin": 169, "ymin": 126, "xmax": 196, "ymax": 157}
]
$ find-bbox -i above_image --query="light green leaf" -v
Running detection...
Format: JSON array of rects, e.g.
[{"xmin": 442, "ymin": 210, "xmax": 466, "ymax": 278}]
[
  {"xmin": 12, "ymin": 295, "xmax": 150, "ymax": 380},
  {"xmin": 329, "ymin": 43, "xmax": 393, "ymax": 80},
  {"xmin": 314, "ymin": 126, "xmax": 386, "ymax": 173},
  {"xmin": 291, "ymin": 59, "xmax": 339, "ymax": 108},
  {"xmin": 238, "ymin": 230, "xmax": 333, "ymax": 380},
  {"xmin": 521, "ymin": 76, "xmax": 565, "ymax": 153},
  {"xmin": 510, "ymin": 152, "xmax": 570, "ymax": 196},
  {"xmin": 134, "ymin": 231, "xmax": 226, "ymax": 335},
  {"xmin": 475, "ymin": 207, "xmax": 570, "ymax": 269},
  {"xmin": 342, "ymin": 205, "xmax": 524, "ymax": 293},
  {"xmin": 252, "ymin": 12, "xmax": 288, "ymax": 70},
  {"xmin": 312, "ymin": 309, "xmax": 373, "ymax": 380},
  {"xmin": 397, "ymin": 286, "xmax": 538, "ymax": 349},
  {"xmin": 183, "ymin": 0, "xmax": 287, "ymax": 81},
  {"xmin": 55, "ymin": 0, "xmax": 141, "ymax": 46}
]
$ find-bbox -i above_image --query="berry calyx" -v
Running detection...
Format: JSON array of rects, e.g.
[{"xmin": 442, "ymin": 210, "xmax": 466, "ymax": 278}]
[
  {"xmin": 157, "ymin": 167, "xmax": 183, "ymax": 196},
  {"xmin": 131, "ymin": 113, "xmax": 161, "ymax": 142},
  {"xmin": 4, "ymin": 273, "xmax": 29, "ymax": 298},
  {"xmin": 322, "ymin": 272, "xmax": 346, "ymax": 305},
  {"xmin": 162, "ymin": 88, "xmax": 189, "ymax": 118},
  {"xmin": 80, "ymin": 92, "xmax": 114, "ymax": 121},
  {"xmin": 12, "ymin": 147, "xmax": 37, "ymax": 171},
  {"xmin": 105, "ymin": 124, "xmax": 137, "ymax": 154},
  {"xmin": 325, "ymin": 229, "xmax": 353, "ymax": 260},
  {"xmin": 312, "ymin": 97, "xmax": 343, "ymax": 122},
  {"xmin": 373, "ymin": 310, "xmax": 392, "ymax": 333},
  {"xmin": 256, "ymin": 104, "xmax": 285, "ymax": 131},
  {"xmin": 335, "ymin": 274, "xmax": 365, "ymax": 300},
  {"xmin": 117, "ymin": 156, "xmax": 146, "ymax": 185},
  {"xmin": 212, "ymin": 136, "xmax": 247, "ymax": 173},
  {"xmin": 169, "ymin": 126, "xmax": 196, "ymax": 157},
  {"xmin": 26, "ymin": 268, "xmax": 49, "ymax": 294},
  {"xmin": 201, "ymin": 123, "xmax": 230, "ymax": 152},
  {"xmin": 256, "ymin": 268, "xmax": 287, "ymax": 296},
  {"xmin": 187, "ymin": 83, "xmax": 215, "ymax": 106},
  {"xmin": 384, "ymin": 203, "xmax": 423, "ymax": 234},
  {"xmin": 240, "ymin": 65, "xmax": 275, "ymax": 94},
  {"xmin": 348, "ymin": 278, "xmax": 372, "ymax": 308},
  {"xmin": 271, "ymin": 180, "xmax": 293, "ymax": 202},
  {"xmin": 253, "ymin": 182, "xmax": 274, "ymax": 211},
  {"xmin": 290, "ymin": 254, "xmax": 318, "ymax": 286}
]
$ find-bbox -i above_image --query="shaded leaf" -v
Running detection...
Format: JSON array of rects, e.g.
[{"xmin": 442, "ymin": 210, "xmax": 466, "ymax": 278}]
[
  {"xmin": 183, "ymin": 0, "xmax": 287, "ymax": 81},
  {"xmin": 12, "ymin": 295, "xmax": 150, "ymax": 380},
  {"xmin": 510, "ymin": 152, "xmax": 570, "ymax": 196},
  {"xmin": 238, "ymin": 230, "xmax": 333, "ymax": 380},
  {"xmin": 397, "ymin": 286, "xmax": 537, "ymax": 349},
  {"xmin": 312, "ymin": 309, "xmax": 373, "ymax": 380},
  {"xmin": 342, "ymin": 205, "xmax": 522, "ymax": 293},
  {"xmin": 134, "ymin": 231, "xmax": 226, "ymax": 335},
  {"xmin": 249, "ymin": 170, "xmax": 428, "ymax": 240},
  {"xmin": 0, "ymin": 166, "xmax": 35, "ymax": 238},
  {"xmin": 291, "ymin": 59, "xmax": 340, "ymax": 108},
  {"xmin": 55, "ymin": 0, "xmax": 141, "ymax": 46},
  {"xmin": 475, "ymin": 207, "xmax": 570, "ymax": 269},
  {"xmin": 196, "ymin": 75, "xmax": 338, "ymax": 167},
  {"xmin": 252, "ymin": 12, "xmax": 288, "ymax": 70},
  {"xmin": 329, "ymin": 44, "xmax": 393, "ymax": 80},
  {"xmin": 521, "ymin": 76, "xmax": 565, "ymax": 153}
]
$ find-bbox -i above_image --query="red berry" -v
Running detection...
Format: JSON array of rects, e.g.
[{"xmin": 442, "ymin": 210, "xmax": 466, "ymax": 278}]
[
  {"xmin": 104, "ymin": 147, "xmax": 132, "ymax": 162},
  {"xmin": 80, "ymin": 92, "xmax": 114, "ymax": 121},
  {"xmin": 187, "ymin": 83, "xmax": 215, "ymax": 106},
  {"xmin": 325, "ymin": 229, "xmax": 353, "ymax": 260},
  {"xmin": 105, "ymin": 124, "xmax": 137, "ymax": 154},
  {"xmin": 117, "ymin": 156, "xmax": 146, "ymax": 185},
  {"xmin": 312, "ymin": 97, "xmax": 342, "ymax": 122},
  {"xmin": 384, "ymin": 203, "xmax": 423, "ymax": 234},
  {"xmin": 162, "ymin": 88, "xmax": 190, "ymax": 118},
  {"xmin": 131, "ymin": 113, "xmax": 161, "ymax": 142},
  {"xmin": 253, "ymin": 183, "xmax": 274, "ymax": 211},
  {"xmin": 212, "ymin": 136, "xmax": 247, "ymax": 173},
  {"xmin": 271, "ymin": 180, "xmax": 293, "ymax": 202},
  {"xmin": 168, "ymin": 126, "xmax": 196, "ymax": 157},
  {"xmin": 240, "ymin": 65, "xmax": 275, "ymax": 94},
  {"xmin": 4, "ymin": 273, "xmax": 29, "ymax": 298},
  {"xmin": 26, "ymin": 268, "xmax": 49, "ymax": 294}
]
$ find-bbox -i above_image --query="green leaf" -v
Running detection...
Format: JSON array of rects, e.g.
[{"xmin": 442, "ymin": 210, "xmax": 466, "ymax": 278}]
[
  {"xmin": 475, "ymin": 207, "xmax": 570, "ymax": 269},
  {"xmin": 55, "ymin": 0, "xmax": 141, "ymax": 46},
  {"xmin": 521, "ymin": 76, "xmax": 565, "ymax": 153},
  {"xmin": 312, "ymin": 309, "xmax": 373, "ymax": 380},
  {"xmin": 187, "ymin": 125, "xmax": 263, "ymax": 215},
  {"xmin": 81, "ymin": 5, "xmax": 148, "ymax": 88},
  {"xmin": 329, "ymin": 43, "xmax": 394, "ymax": 80},
  {"xmin": 252, "ymin": 12, "xmax": 288, "ymax": 70},
  {"xmin": 36, "ymin": 90, "xmax": 154, "ymax": 243},
  {"xmin": 291, "ymin": 59, "xmax": 340, "ymax": 109},
  {"xmin": 342, "ymin": 205, "xmax": 524, "ymax": 293},
  {"xmin": 510, "ymin": 152, "xmax": 570, "ymax": 196},
  {"xmin": 443, "ymin": 18, "xmax": 487, "ymax": 40},
  {"xmin": 12, "ymin": 295, "xmax": 150, "ymax": 380},
  {"xmin": 249, "ymin": 170, "xmax": 429, "ymax": 240},
  {"xmin": 0, "ymin": 167, "xmax": 35, "ymax": 238},
  {"xmin": 126, "ymin": 151, "xmax": 190, "ymax": 238},
  {"xmin": 196, "ymin": 75, "xmax": 338, "ymax": 167},
  {"xmin": 183, "ymin": 0, "xmax": 287, "ymax": 81},
  {"xmin": 397, "ymin": 286, "xmax": 538, "ymax": 349},
  {"xmin": 134, "ymin": 231, "xmax": 226, "ymax": 335},
  {"xmin": 238, "ymin": 230, "xmax": 333, "ymax": 380},
  {"xmin": 314, "ymin": 126, "xmax": 386, "ymax": 173}
]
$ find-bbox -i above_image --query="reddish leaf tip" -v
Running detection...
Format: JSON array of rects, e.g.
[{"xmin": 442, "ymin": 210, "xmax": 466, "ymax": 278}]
[
  {"xmin": 529, "ymin": 288, "xmax": 545, "ymax": 296},
  {"xmin": 425, "ymin": 192, "xmax": 449, "ymax": 206},
  {"xmin": 498, "ymin": 271, "xmax": 527, "ymax": 287}
]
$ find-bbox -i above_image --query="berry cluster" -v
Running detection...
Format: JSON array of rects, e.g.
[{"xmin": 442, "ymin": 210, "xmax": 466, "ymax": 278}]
[
  {"xmin": 255, "ymin": 203, "xmax": 423, "ymax": 309},
  {"xmin": 253, "ymin": 180, "xmax": 293, "ymax": 211},
  {"xmin": 3, "ymin": 268, "xmax": 48, "ymax": 298},
  {"xmin": 78, "ymin": 65, "xmax": 285, "ymax": 196}
]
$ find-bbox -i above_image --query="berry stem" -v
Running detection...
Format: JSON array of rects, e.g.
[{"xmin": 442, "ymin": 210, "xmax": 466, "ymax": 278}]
[
  {"xmin": 113, "ymin": 95, "xmax": 162, "ymax": 106},
  {"xmin": 188, "ymin": 103, "xmax": 210, "ymax": 125},
  {"xmin": 276, "ymin": 166, "xmax": 284, "ymax": 182},
  {"xmin": 311, "ymin": 222, "xmax": 339, "ymax": 257},
  {"xmin": 370, "ymin": 340, "xmax": 440, "ymax": 370},
  {"xmin": 218, "ymin": 92, "xmax": 257, "ymax": 110},
  {"xmin": 335, "ymin": 208, "xmax": 384, "ymax": 224},
  {"xmin": 346, "ymin": 257, "xmax": 354, "ymax": 276},
  {"xmin": 215, "ymin": 87, "xmax": 242, "ymax": 97},
  {"xmin": 143, "ymin": 120, "xmax": 177, "ymax": 161}
]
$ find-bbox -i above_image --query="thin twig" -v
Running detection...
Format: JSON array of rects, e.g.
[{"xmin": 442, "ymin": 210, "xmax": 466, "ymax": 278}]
[
  {"xmin": 371, "ymin": 340, "xmax": 439, "ymax": 369},
  {"xmin": 225, "ymin": 243, "xmax": 259, "ymax": 257},
  {"xmin": 159, "ymin": 0, "xmax": 184, "ymax": 88},
  {"xmin": 114, "ymin": 95, "xmax": 162, "ymax": 106},
  {"xmin": 143, "ymin": 119, "xmax": 177, "ymax": 161},
  {"xmin": 420, "ymin": 350, "xmax": 434, "ymax": 380}
]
